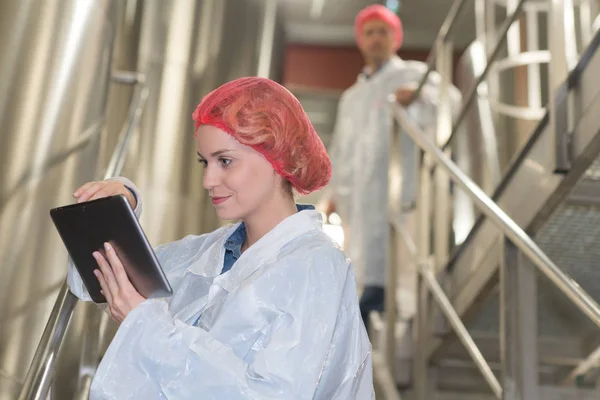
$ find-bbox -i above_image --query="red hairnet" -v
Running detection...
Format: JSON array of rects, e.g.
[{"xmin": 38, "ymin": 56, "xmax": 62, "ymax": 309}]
[
  {"xmin": 355, "ymin": 5, "xmax": 403, "ymax": 51},
  {"xmin": 192, "ymin": 77, "xmax": 332, "ymax": 196}
]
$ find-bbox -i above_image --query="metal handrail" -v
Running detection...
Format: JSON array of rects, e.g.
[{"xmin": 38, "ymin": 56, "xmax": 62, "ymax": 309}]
[
  {"xmin": 412, "ymin": 0, "xmax": 528, "ymax": 149},
  {"xmin": 17, "ymin": 75, "xmax": 148, "ymax": 400},
  {"xmin": 389, "ymin": 100, "xmax": 600, "ymax": 330},
  {"xmin": 412, "ymin": 0, "xmax": 471, "ymax": 102},
  {"xmin": 441, "ymin": 0, "xmax": 527, "ymax": 150},
  {"xmin": 390, "ymin": 215, "xmax": 502, "ymax": 399}
]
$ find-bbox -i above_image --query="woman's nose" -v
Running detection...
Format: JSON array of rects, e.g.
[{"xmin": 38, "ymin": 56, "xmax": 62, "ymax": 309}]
[{"xmin": 202, "ymin": 165, "xmax": 219, "ymax": 190}]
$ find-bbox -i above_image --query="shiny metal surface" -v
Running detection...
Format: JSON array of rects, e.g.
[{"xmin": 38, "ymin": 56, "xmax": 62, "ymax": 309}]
[
  {"xmin": 0, "ymin": 1, "xmax": 120, "ymax": 398},
  {"xmin": 452, "ymin": 40, "xmax": 497, "ymax": 245}
]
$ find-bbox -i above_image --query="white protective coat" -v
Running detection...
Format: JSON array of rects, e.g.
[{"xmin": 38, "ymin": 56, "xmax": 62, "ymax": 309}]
[
  {"xmin": 67, "ymin": 183, "xmax": 374, "ymax": 400},
  {"xmin": 326, "ymin": 55, "xmax": 461, "ymax": 287}
]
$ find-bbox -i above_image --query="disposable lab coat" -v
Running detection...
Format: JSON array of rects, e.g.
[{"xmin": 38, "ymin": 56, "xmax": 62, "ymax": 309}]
[
  {"xmin": 327, "ymin": 55, "xmax": 461, "ymax": 287},
  {"xmin": 67, "ymin": 196, "xmax": 374, "ymax": 399}
]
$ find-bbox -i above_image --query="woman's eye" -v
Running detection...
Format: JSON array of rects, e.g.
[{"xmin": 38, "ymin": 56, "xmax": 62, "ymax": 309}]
[
  {"xmin": 197, "ymin": 159, "xmax": 207, "ymax": 167},
  {"xmin": 220, "ymin": 158, "xmax": 232, "ymax": 167}
]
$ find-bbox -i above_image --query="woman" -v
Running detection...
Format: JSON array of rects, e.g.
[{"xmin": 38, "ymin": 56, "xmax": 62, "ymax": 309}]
[{"xmin": 68, "ymin": 77, "xmax": 374, "ymax": 399}]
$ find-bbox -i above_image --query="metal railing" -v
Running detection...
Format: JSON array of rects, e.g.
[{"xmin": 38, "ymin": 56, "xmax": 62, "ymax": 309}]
[
  {"xmin": 391, "ymin": 102, "xmax": 600, "ymax": 329},
  {"xmin": 374, "ymin": 0, "xmax": 600, "ymax": 398},
  {"xmin": 389, "ymin": 99, "xmax": 600, "ymax": 397},
  {"xmin": 17, "ymin": 73, "xmax": 148, "ymax": 400},
  {"xmin": 391, "ymin": 214, "xmax": 502, "ymax": 399}
]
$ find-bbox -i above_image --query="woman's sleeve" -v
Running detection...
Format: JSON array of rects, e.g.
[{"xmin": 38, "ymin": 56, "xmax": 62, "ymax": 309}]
[{"xmin": 89, "ymin": 246, "xmax": 352, "ymax": 400}]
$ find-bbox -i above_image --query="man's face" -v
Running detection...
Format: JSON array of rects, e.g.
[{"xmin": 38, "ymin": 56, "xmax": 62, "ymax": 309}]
[{"xmin": 357, "ymin": 19, "xmax": 396, "ymax": 66}]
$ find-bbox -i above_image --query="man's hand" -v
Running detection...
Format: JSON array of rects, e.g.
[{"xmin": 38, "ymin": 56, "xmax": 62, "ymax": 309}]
[
  {"xmin": 73, "ymin": 180, "xmax": 137, "ymax": 209},
  {"xmin": 395, "ymin": 87, "xmax": 417, "ymax": 107}
]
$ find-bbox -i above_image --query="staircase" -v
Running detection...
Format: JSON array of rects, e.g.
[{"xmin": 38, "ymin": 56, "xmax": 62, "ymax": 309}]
[{"xmin": 372, "ymin": 0, "xmax": 600, "ymax": 399}]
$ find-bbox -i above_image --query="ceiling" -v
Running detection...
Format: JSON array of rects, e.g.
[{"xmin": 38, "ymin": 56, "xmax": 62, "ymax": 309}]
[{"xmin": 281, "ymin": 0, "xmax": 476, "ymax": 49}]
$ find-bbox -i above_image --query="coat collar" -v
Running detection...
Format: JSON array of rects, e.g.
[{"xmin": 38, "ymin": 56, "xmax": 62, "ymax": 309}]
[
  {"xmin": 358, "ymin": 55, "xmax": 403, "ymax": 83},
  {"xmin": 187, "ymin": 210, "xmax": 323, "ymax": 292}
]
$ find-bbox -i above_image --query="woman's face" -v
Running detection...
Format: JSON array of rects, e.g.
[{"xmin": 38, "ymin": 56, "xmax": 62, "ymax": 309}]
[{"xmin": 196, "ymin": 124, "xmax": 282, "ymax": 221}]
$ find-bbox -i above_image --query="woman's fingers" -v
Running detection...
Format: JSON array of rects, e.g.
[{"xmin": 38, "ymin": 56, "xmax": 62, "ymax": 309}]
[
  {"xmin": 74, "ymin": 181, "xmax": 131, "ymax": 205},
  {"xmin": 73, "ymin": 181, "xmax": 96, "ymax": 198},
  {"xmin": 93, "ymin": 243, "xmax": 145, "ymax": 323},
  {"xmin": 94, "ymin": 269, "xmax": 113, "ymax": 304},
  {"xmin": 76, "ymin": 182, "xmax": 103, "ymax": 203},
  {"xmin": 88, "ymin": 188, "xmax": 111, "ymax": 202},
  {"xmin": 103, "ymin": 243, "xmax": 130, "ymax": 288},
  {"xmin": 93, "ymin": 251, "xmax": 120, "ymax": 295}
]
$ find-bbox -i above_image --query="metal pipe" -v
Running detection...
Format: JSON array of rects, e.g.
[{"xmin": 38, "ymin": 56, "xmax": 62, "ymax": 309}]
[
  {"xmin": 384, "ymin": 225, "xmax": 398, "ymax": 378},
  {"xmin": 105, "ymin": 84, "xmax": 149, "ymax": 178},
  {"xmin": 564, "ymin": 344, "xmax": 600, "ymax": 385},
  {"xmin": 372, "ymin": 351, "xmax": 404, "ymax": 400},
  {"xmin": 421, "ymin": 261, "xmax": 503, "ymax": 399},
  {"xmin": 18, "ymin": 76, "xmax": 148, "ymax": 400},
  {"xmin": 412, "ymin": 0, "xmax": 471, "ymax": 101},
  {"xmin": 442, "ymin": 0, "xmax": 527, "ymax": 150},
  {"xmin": 389, "ymin": 101, "xmax": 600, "ymax": 330},
  {"xmin": 17, "ymin": 282, "xmax": 78, "ymax": 400}
]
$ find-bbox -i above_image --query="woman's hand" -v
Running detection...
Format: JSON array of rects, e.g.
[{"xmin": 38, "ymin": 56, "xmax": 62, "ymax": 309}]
[
  {"xmin": 74, "ymin": 180, "xmax": 137, "ymax": 209},
  {"xmin": 93, "ymin": 242, "xmax": 146, "ymax": 323}
]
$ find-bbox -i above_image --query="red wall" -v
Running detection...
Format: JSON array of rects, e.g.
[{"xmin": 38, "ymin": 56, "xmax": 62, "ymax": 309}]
[{"xmin": 283, "ymin": 44, "xmax": 460, "ymax": 92}]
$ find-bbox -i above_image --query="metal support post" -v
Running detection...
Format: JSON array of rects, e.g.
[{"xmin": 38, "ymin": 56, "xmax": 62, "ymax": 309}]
[
  {"xmin": 385, "ymin": 223, "xmax": 398, "ymax": 379},
  {"xmin": 74, "ymin": 302, "xmax": 102, "ymax": 400},
  {"xmin": 414, "ymin": 150, "xmax": 434, "ymax": 399},
  {"xmin": 432, "ymin": 39, "xmax": 454, "ymax": 337},
  {"xmin": 548, "ymin": 0, "xmax": 577, "ymax": 172},
  {"xmin": 433, "ymin": 40, "xmax": 453, "ymax": 272},
  {"xmin": 500, "ymin": 238, "xmax": 539, "ymax": 400},
  {"xmin": 415, "ymin": 269, "xmax": 435, "ymax": 400},
  {"xmin": 525, "ymin": 8, "xmax": 542, "ymax": 110}
]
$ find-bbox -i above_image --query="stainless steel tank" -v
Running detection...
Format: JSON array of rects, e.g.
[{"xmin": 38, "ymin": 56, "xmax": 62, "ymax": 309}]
[
  {"xmin": 1, "ymin": 0, "xmax": 285, "ymax": 396},
  {"xmin": 0, "ymin": 1, "xmax": 121, "ymax": 398}
]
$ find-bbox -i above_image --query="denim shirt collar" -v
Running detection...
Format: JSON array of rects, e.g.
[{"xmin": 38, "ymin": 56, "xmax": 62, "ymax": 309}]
[{"xmin": 224, "ymin": 204, "xmax": 315, "ymax": 258}]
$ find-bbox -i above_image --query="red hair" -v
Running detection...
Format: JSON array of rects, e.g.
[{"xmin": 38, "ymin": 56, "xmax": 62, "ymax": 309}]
[
  {"xmin": 355, "ymin": 5, "xmax": 404, "ymax": 51},
  {"xmin": 192, "ymin": 77, "xmax": 332, "ymax": 196}
]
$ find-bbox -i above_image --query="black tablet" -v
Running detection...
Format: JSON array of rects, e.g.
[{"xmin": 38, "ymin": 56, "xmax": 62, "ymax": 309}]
[{"xmin": 50, "ymin": 195, "xmax": 172, "ymax": 303}]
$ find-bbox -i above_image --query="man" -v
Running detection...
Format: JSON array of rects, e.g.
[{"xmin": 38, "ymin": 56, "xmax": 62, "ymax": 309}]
[{"xmin": 322, "ymin": 4, "xmax": 460, "ymax": 332}]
